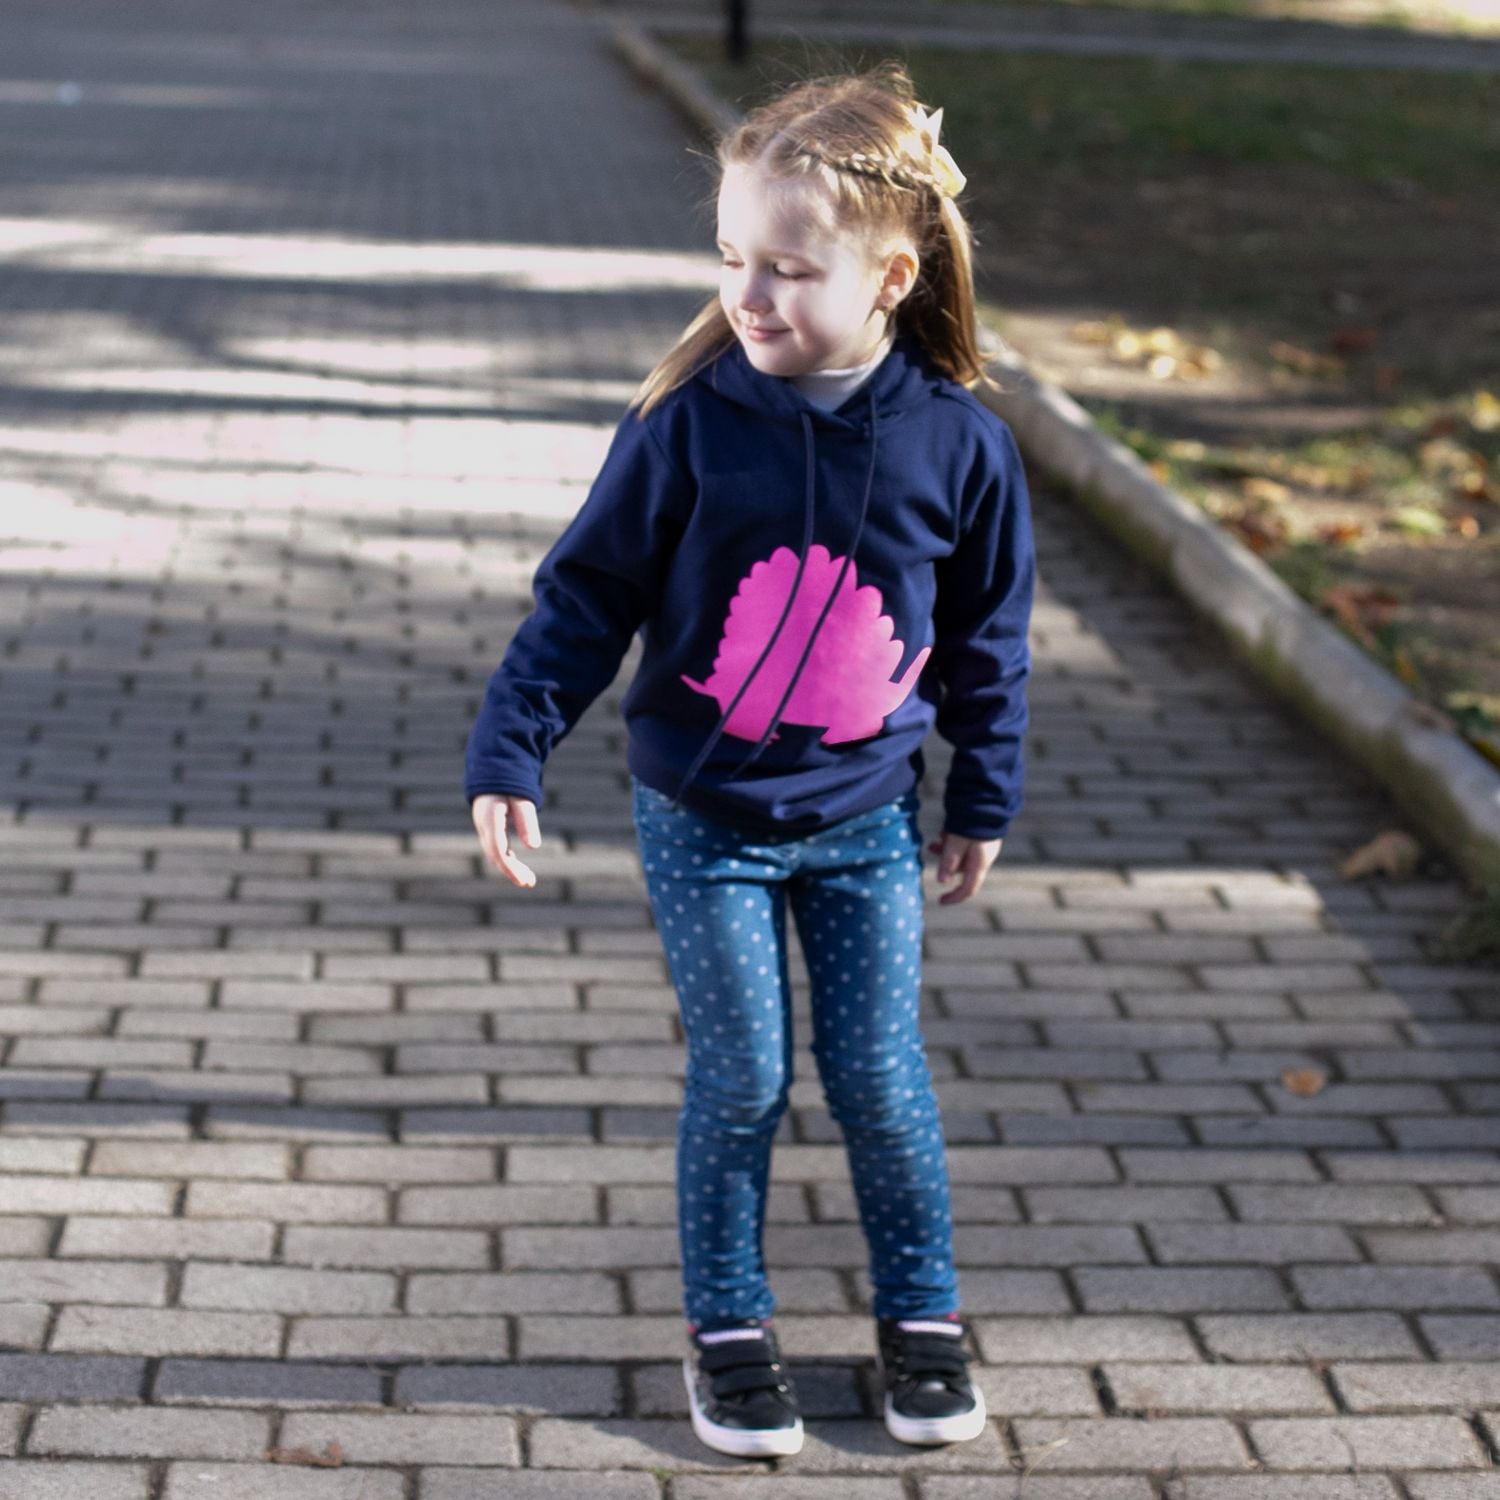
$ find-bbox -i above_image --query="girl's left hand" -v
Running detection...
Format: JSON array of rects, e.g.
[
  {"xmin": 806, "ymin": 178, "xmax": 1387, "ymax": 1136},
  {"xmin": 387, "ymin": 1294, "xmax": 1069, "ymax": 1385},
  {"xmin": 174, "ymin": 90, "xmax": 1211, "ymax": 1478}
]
[{"xmin": 928, "ymin": 831, "xmax": 1003, "ymax": 905}]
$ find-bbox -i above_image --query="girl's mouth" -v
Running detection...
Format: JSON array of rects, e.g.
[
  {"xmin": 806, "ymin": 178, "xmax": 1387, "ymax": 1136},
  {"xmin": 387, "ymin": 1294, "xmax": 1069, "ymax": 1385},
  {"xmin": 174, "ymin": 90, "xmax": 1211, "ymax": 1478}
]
[{"xmin": 742, "ymin": 324, "xmax": 787, "ymax": 343}]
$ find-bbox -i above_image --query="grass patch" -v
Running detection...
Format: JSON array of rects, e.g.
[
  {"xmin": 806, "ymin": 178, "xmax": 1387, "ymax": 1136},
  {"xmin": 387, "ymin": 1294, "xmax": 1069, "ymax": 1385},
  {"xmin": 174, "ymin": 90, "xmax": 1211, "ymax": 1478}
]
[
  {"xmin": 673, "ymin": 38, "xmax": 1500, "ymax": 191},
  {"xmin": 1434, "ymin": 885, "xmax": 1500, "ymax": 964},
  {"xmin": 915, "ymin": 0, "xmax": 1500, "ymax": 34}
]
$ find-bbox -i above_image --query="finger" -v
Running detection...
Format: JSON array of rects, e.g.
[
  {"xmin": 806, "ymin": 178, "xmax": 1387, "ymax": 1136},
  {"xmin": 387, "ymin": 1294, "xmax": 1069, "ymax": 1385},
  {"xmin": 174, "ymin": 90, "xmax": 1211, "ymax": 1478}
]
[
  {"xmin": 510, "ymin": 798, "xmax": 542, "ymax": 850},
  {"xmin": 494, "ymin": 844, "xmax": 537, "ymax": 889},
  {"xmin": 471, "ymin": 798, "xmax": 503, "ymax": 869},
  {"xmin": 491, "ymin": 817, "xmax": 535, "ymax": 888},
  {"xmin": 475, "ymin": 800, "xmax": 535, "ymax": 888},
  {"xmin": 940, "ymin": 847, "xmax": 986, "ymax": 905}
]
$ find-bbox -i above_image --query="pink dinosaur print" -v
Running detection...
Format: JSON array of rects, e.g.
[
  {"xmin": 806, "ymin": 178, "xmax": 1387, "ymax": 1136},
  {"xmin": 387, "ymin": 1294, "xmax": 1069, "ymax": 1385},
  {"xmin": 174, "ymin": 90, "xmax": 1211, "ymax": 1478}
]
[{"xmin": 682, "ymin": 544, "xmax": 930, "ymax": 744}]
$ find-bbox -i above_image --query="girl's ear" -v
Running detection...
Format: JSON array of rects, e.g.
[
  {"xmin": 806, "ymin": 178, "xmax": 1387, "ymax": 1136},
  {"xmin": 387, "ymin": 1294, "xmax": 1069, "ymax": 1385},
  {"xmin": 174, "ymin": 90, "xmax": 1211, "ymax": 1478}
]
[{"xmin": 877, "ymin": 244, "xmax": 921, "ymax": 312}]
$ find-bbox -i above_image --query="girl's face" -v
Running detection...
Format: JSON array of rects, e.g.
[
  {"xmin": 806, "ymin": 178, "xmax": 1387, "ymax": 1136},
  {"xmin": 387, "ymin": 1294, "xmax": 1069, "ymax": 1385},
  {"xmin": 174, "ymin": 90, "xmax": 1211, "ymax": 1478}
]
[{"xmin": 716, "ymin": 162, "xmax": 910, "ymax": 378}]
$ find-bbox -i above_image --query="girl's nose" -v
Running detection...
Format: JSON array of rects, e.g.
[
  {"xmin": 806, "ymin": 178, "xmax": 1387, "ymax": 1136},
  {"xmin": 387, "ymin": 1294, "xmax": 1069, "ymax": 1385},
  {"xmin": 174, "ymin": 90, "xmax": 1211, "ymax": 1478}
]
[{"xmin": 737, "ymin": 274, "xmax": 772, "ymax": 313}]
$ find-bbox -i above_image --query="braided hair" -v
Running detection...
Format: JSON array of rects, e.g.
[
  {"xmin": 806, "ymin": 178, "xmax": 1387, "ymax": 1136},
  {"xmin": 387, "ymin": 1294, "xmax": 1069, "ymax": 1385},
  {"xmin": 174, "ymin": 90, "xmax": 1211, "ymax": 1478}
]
[
  {"xmin": 634, "ymin": 63, "xmax": 988, "ymax": 415},
  {"xmin": 798, "ymin": 146, "xmax": 950, "ymax": 199}
]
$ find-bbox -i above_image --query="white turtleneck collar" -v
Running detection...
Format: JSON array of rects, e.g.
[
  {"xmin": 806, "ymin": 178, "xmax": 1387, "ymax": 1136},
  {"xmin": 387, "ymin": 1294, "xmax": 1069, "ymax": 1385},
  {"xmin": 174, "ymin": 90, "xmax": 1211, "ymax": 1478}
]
[{"xmin": 791, "ymin": 332, "xmax": 895, "ymax": 413}]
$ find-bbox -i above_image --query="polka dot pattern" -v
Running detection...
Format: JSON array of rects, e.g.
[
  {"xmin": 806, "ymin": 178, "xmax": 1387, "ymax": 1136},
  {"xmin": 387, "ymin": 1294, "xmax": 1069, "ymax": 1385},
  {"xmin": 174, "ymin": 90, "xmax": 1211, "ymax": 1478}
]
[{"xmin": 632, "ymin": 779, "xmax": 960, "ymax": 1326}]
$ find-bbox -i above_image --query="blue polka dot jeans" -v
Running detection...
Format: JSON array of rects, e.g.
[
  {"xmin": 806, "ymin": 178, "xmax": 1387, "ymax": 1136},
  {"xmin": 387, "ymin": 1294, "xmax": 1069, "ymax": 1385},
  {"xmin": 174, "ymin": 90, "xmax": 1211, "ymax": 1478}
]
[{"xmin": 632, "ymin": 777, "xmax": 959, "ymax": 1328}]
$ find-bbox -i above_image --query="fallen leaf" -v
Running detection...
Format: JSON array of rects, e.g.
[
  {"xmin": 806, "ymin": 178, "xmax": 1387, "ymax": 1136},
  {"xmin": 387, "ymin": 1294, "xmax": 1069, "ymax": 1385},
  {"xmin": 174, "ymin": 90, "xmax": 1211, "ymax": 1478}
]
[
  {"xmin": 1330, "ymin": 327, "xmax": 1378, "ymax": 357},
  {"xmin": 267, "ymin": 1442, "xmax": 344, "ymax": 1468},
  {"xmin": 1179, "ymin": 351, "xmax": 1221, "ymax": 379},
  {"xmin": 1068, "ymin": 319, "xmax": 1114, "ymax": 346},
  {"xmin": 1242, "ymin": 477, "xmax": 1292, "ymax": 508},
  {"xmin": 1419, "ymin": 437, "xmax": 1475, "ymax": 476},
  {"xmin": 1392, "ymin": 505, "xmax": 1447, "ymax": 535},
  {"xmin": 1392, "ymin": 645, "xmax": 1421, "ymax": 687},
  {"xmin": 1228, "ymin": 512, "xmax": 1291, "ymax": 554},
  {"xmin": 1271, "ymin": 340, "xmax": 1343, "ymax": 378},
  {"xmin": 1094, "ymin": 319, "xmax": 1220, "ymax": 380},
  {"xmin": 1392, "ymin": 506, "xmax": 1446, "ymax": 537},
  {"xmin": 1281, "ymin": 1068, "xmax": 1328, "ymax": 1097},
  {"xmin": 1288, "ymin": 461, "xmax": 1339, "ymax": 491},
  {"xmin": 1316, "ymin": 520, "xmax": 1366, "ymax": 545},
  {"xmin": 1453, "ymin": 515, "xmax": 1480, "ymax": 539},
  {"xmin": 1472, "ymin": 389, "xmax": 1500, "ymax": 431},
  {"xmin": 1339, "ymin": 830, "xmax": 1421, "ymax": 880},
  {"xmin": 1318, "ymin": 582, "xmax": 1399, "ymax": 645}
]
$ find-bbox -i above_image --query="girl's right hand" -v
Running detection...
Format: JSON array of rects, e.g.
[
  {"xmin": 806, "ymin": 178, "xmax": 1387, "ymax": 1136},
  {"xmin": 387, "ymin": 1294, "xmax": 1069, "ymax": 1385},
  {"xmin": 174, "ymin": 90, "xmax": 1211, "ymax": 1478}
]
[{"xmin": 471, "ymin": 794, "xmax": 541, "ymax": 889}]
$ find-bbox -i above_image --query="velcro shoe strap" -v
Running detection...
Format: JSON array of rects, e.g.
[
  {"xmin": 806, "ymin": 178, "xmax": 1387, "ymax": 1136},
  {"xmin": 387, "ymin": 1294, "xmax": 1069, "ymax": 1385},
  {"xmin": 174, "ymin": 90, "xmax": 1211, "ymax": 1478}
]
[
  {"xmin": 893, "ymin": 1333, "xmax": 970, "ymax": 1377},
  {"xmin": 699, "ymin": 1338, "xmax": 773, "ymax": 1374},
  {"xmin": 710, "ymin": 1362, "xmax": 787, "ymax": 1398}
]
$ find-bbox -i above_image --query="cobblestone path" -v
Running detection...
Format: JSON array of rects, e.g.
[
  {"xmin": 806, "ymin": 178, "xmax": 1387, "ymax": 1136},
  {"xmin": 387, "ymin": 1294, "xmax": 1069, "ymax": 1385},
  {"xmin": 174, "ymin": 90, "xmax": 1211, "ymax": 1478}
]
[{"xmin": 0, "ymin": 0, "xmax": 1496, "ymax": 1495}]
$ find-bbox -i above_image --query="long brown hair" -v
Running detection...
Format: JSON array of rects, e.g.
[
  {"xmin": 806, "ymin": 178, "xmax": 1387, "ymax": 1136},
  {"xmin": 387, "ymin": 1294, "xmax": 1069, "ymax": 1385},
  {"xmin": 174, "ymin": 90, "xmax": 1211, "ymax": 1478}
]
[{"xmin": 632, "ymin": 62, "xmax": 989, "ymax": 415}]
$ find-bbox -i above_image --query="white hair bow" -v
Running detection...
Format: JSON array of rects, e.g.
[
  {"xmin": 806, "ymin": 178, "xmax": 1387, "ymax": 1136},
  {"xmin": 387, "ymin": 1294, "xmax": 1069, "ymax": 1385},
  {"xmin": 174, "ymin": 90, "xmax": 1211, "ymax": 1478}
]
[{"xmin": 909, "ymin": 103, "xmax": 966, "ymax": 198}]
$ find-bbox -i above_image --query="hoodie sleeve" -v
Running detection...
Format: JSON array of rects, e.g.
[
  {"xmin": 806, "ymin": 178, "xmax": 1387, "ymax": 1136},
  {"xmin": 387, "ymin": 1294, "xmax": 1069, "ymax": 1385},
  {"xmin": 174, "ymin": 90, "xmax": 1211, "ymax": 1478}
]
[
  {"xmin": 464, "ymin": 411, "xmax": 691, "ymax": 805},
  {"xmin": 928, "ymin": 418, "xmax": 1036, "ymax": 841}
]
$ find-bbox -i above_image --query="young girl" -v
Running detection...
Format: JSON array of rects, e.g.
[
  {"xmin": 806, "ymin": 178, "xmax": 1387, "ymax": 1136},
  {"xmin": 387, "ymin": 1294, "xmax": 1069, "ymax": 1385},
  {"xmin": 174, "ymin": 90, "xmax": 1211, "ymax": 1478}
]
[{"xmin": 466, "ymin": 64, "xmax": 1034, "ymax": 1459}]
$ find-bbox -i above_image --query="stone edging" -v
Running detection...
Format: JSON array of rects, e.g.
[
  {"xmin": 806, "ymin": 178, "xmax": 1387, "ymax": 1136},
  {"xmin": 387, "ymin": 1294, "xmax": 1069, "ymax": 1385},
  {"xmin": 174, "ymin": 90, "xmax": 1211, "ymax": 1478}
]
[{"xmin": 607, "ymin": 19, "xmax": 1500, "ymax": 889}]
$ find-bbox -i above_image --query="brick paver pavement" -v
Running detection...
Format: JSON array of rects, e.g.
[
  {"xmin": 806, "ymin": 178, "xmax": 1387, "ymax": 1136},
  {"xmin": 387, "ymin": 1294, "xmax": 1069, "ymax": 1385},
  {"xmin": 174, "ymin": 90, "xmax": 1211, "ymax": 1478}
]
[{"xmin": 1, "ymin": 0, "xmax": 1497, "ymax": 1493}]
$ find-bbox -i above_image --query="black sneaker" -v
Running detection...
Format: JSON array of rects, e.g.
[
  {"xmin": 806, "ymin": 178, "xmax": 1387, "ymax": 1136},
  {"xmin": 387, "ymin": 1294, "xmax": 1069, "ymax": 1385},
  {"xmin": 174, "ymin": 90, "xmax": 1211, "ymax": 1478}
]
[
  {"xmin": 683, "ymin": 1321, "xmax": 804, "ymax": 1458},
  {"xmin": 875, "ymin": 1316, "xmax": 987, "ymax": 1445}
]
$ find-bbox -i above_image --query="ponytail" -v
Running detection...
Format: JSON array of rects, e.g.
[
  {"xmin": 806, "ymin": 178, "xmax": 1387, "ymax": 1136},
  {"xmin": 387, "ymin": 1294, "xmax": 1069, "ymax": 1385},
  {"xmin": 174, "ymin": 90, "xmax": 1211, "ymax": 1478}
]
[{"xmin": 893, "ymin": 194, "xmax": 990, "ymax": 389}]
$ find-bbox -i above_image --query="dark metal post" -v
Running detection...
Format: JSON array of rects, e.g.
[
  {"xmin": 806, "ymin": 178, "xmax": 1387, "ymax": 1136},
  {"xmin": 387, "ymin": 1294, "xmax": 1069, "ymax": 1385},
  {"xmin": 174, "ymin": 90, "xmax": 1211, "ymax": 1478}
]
[{"xmin": 727, "ymin": 0, "xmax": 748, "ymax": 63}]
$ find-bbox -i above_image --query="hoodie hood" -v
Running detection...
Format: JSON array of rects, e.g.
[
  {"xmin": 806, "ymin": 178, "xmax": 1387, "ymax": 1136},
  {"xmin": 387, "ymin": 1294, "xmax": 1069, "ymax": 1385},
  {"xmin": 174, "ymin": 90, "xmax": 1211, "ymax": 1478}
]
[{"xmin": 694, "ymin": 333, "xmax": 948, "ymax": 431}]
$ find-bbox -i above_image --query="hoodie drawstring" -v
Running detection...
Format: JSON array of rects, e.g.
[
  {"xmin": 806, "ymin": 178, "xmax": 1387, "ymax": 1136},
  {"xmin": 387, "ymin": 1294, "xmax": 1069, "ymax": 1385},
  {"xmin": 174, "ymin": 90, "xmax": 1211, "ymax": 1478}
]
[
  {"xmin": 671, "ymin": 388, "xmax": 881, "ymax": 805},
  {"xmin": 669, "ymin": 408, "xmax": 821, "ymax": 807},
  {"xmin": 725, "ymin": 389, "xmax": 880, "ymax": 777}
]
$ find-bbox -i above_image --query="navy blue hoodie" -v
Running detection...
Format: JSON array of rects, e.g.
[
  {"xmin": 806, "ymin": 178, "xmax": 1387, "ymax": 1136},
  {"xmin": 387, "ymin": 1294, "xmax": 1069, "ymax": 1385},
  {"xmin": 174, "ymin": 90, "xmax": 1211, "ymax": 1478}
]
[{"xmin": 464, "ymin": 335, "xmax": 1035, "ymax": 840}]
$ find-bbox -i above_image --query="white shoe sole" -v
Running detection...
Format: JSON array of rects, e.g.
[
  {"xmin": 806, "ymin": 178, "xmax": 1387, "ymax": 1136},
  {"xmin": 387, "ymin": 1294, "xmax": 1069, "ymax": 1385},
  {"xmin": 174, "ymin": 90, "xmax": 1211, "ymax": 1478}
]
[
  {"xmin": 683, "ymin": 1356, "xmax": 805, "ymax": 1457},
  {"xmin": 882, "ymin": 1384, "xmax": 988, "ymax": 1446}
]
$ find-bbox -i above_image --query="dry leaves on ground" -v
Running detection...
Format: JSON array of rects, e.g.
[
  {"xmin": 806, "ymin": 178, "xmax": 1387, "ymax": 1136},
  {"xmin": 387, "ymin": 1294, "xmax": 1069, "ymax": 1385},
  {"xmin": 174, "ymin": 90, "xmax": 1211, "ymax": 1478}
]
[
  {"xmin": 1069, "ymin": 318, "xmax": 1222, "ymax": 381},
  {"xmin": 1317, "ymin": 583, "xmax": 1401, "ymax": 648},
  {"xmin": 1270, "ymin": 340, "xmax": 1345, "ymax": 379},
  {"xmin": 1282, "ymin": 1068, "xmax": 1330, "ymax": 1097},
  {"xmin": 1340, "ymin": 829, "xmax": 1422, "ymax": 880}
]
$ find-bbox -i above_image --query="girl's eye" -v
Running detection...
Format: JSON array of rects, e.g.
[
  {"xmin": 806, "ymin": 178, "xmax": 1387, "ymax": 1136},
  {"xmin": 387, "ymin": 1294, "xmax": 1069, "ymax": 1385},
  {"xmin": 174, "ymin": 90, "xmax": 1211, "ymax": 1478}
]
[{"xmin": 774, "ymin": 266, "xmax": 808, "ymax": 280}]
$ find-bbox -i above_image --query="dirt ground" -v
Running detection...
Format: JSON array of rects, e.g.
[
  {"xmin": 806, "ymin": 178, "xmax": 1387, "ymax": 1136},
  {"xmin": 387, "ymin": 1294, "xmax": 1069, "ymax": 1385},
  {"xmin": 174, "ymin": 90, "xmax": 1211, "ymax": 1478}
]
[{"xmin": 978, "ymin": 154, "xmax": 1500, "ymax": 717}]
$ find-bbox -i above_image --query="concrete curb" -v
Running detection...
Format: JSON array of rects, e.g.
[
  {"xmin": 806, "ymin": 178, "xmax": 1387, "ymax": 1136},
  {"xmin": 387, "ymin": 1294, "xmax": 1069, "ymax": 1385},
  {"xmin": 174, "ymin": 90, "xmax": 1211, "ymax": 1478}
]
[
  {"xmin": 611, "ymin": 20, "xmax": 741, "ymax": 139},
  {"xmin": 979, "ymin": 340, "xmax": 1500, "ymax": 890},
  {"xmin": 606, "ymin": 19, "xmax": 1500, "ymax": 890}
]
